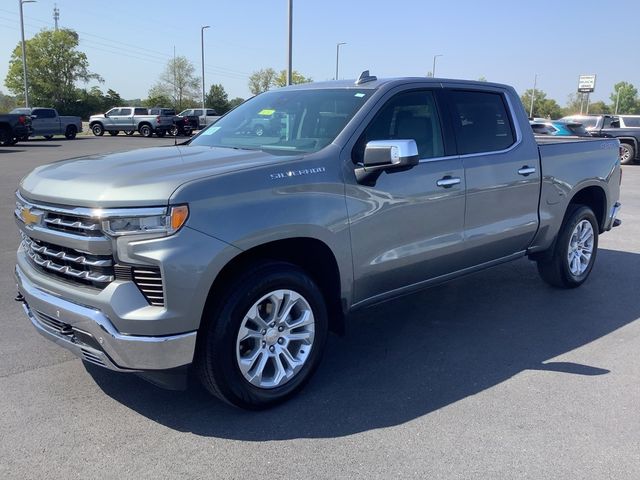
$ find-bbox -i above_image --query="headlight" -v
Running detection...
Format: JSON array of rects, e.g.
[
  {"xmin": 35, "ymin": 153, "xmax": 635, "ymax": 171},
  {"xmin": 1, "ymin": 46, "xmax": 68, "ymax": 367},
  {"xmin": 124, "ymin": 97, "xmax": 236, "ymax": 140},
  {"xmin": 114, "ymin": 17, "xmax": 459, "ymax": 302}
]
[{"xmin": 102, "ymin": 205, "xmax": 189, "ymax": 237}]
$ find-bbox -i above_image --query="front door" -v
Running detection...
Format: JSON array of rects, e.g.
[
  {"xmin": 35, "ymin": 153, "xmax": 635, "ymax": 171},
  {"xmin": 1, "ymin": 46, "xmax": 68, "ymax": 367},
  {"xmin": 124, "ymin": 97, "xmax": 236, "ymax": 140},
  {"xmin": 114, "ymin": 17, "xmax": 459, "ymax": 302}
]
[{"xmin": 346, "ymin": 89, "xmax": 466, "ymax": 305}]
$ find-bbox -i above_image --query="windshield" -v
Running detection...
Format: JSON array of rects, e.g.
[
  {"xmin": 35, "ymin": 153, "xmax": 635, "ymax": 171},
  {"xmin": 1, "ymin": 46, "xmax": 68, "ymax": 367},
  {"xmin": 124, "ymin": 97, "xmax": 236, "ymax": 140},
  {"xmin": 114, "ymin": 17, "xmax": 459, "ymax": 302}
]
[{"xmin": 189, "ymin": 88, "xmax": 371, "ymax": 154}]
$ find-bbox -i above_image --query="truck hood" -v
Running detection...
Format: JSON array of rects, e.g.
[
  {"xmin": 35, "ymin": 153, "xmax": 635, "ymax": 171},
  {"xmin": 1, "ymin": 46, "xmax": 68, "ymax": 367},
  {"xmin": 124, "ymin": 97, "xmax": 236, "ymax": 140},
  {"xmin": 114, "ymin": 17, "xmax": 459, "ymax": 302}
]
[{"xmin": 19, "ymin": 145, "xmax": 292, "ymax": 207}]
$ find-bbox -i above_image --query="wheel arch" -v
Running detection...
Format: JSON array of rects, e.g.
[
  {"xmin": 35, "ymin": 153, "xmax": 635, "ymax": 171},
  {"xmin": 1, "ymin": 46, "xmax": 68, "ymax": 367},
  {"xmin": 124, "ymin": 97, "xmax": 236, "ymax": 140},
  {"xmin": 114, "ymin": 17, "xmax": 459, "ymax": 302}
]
[
  {"xmin": 203, "ymin": 237, "xmax": 345, "ymax": 336},
  {"xmin": 567, "ymin": 185, "xmax": 607, "ymax": 233}
]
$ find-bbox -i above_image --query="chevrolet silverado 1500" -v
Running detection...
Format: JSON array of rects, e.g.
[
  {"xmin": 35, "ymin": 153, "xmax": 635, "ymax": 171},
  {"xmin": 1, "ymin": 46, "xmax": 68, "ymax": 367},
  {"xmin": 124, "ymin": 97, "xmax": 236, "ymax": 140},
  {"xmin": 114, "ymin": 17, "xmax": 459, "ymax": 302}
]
[{"xmin": 15, "ymin": 74, "xmax": 622, "ymax": 409}]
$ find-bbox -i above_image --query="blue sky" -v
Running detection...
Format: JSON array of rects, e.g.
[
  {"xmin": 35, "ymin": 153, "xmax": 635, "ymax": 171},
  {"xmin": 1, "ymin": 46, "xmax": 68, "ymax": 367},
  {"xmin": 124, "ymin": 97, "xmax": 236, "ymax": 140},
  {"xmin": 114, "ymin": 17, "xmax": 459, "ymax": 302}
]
[{"xmin": 1, "ymin": 0, "xmax": 638, "ymax": 104}]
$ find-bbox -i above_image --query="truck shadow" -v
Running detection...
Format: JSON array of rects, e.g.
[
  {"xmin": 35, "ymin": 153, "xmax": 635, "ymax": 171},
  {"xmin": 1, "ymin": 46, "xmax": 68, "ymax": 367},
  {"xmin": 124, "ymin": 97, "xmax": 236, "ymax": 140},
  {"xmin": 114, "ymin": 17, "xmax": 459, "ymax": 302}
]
[{"xmin": 86, "ymin": 248, "xmax": 639, "ymax": 440}]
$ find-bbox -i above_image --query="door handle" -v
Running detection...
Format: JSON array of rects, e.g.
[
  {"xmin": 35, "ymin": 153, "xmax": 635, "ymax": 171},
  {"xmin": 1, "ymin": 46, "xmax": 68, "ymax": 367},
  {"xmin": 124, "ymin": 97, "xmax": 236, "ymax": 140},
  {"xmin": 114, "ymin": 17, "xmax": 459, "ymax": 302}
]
[
  {"xmin": 518, "ymin": 166, "xmax": 536, "ymax": 176},
  {"xmin": 436, "ymin": 176, "xmax": 461, "ymax": 188}
]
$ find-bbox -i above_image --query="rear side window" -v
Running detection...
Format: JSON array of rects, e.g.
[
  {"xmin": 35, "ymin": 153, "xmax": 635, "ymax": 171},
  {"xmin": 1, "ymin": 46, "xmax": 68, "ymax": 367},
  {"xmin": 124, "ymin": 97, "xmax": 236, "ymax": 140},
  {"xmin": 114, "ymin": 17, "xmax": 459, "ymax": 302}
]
[
  {"xmin": 33, "ymin": 108, "xmax": 56, "ymax": 118},
  {"xmin": 449, "ymin": 90, "xmax": 515, "ymax": 154},
  {"xmin": 120, "ymin": 108, "xmax": 132, "ymax": 116},
  {"xmin": 134, "ymin": 108, "xmax": 147, "ymax": 115},
  {"xmin": 621, "ymin": 117, "xmax": 640, "ymax": 127}
]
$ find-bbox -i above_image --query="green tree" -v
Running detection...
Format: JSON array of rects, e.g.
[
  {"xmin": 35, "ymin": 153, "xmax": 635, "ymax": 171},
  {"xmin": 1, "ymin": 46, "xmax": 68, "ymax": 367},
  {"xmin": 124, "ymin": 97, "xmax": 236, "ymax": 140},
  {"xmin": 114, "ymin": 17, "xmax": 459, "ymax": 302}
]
[
  {"xmin": 149, "ymin": 55, "xmax": 200, "ymax": 110},
  {"xmin": 520, "ymin": 89, "xmax": 562, "ymax": 119},
  {"xmin": 104, "ymin": 88, "xmax": 122, "ymax": 109},
  {"xmin": 205, "ymin": 83, "xmax": 230, "ymax": 114},
  {"xmin": 563, "ymin": 93, "xmax": 587, "ymax": 116},
  {"xmin": 273, "ymin": 70, "xmax": 312, "ymax": 88},
  {"xmin": 228, "ymin": 97, "xmax": 245, "ymax": 109},
  {"xmin": 477, "ymin": 76, "xmax": 488, "ymax": 82},
  {"xmin": 144, "ymin": 86, "xmax": 173, "ymax": 108},
  {"xmin": 0, "ymin": 91, "xmax": 17, "ymax": 111},
  {"xmin": 5, "ymin": 28, "xmax": 102, "ymax": 110},
  {"xmin": 248, "ymin": 68, "xmax": 277, "ymax": 95},
  {"xmin": 587, "ymin": 101, "xmax": 610, "ymax": 114},
  {"xmin": 609, "ymin": 81, "xmax": 639, "ymax": 114}
]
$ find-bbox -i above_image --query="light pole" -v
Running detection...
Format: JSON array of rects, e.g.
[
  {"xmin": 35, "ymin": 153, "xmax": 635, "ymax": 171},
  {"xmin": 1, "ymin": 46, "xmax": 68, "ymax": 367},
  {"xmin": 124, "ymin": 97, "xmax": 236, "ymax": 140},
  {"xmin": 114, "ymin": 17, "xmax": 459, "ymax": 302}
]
[
  {"xmin": 335, "ymin": 42, "xmax": 346, "ymax": 80},
  {"xmin": 201, "ymin": 25, "xmax": 210, "ymax": 113},
  {"xmin": 287, "ymin": 0, "xmax": 293, "ymax": 85},
  {"xmin": 529, "ymin": 73, "xmax": 538, "ymax": 118},
  {"xmin": 615, "ymin": 85, "xmax": 623, "ymax": 114},
  {"xmin": 19, "ymin": 0, "xmax": 36, "ymax": 108},
  {"xmin": 432, "ymin": 54, "xmax": 443, "ymax": 78}
]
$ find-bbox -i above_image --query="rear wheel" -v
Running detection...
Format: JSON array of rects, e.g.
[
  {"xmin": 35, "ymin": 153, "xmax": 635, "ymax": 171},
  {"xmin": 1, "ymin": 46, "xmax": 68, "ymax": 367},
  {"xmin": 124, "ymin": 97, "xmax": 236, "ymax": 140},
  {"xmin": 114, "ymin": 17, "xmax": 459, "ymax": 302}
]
[
  {"xmin": 139, "ymin": 124, "xmax": 153, "ymax": 137},
  {"xmin": 91, "ymin": 123, "xmax": 104, "ymax": 136},
  {"xmin": 108, "ymin": 130, "xmax": 119, "ymax": 136},
  {"xmin": 64, "ymin": 125, "xmax": 77, "ymax": 139},
  {"xmin": 537, "ymin": 205, "xmax": 599, "ymax": 288},
  {"xmin": 197, "ymin": 262, "xmax": 328, "ymax": 409},
  {"xmin": 0, "ymin": 126, "xmax": 13, "ymax": 146},
  {"xmin": 620, "ymin": 143, "xmax": 635, "ymax": 165}
]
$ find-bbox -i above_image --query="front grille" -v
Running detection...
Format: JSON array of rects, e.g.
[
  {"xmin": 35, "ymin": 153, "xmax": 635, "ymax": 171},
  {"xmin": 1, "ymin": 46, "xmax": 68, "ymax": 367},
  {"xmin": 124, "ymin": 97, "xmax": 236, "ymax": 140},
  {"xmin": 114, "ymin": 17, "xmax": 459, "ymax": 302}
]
[
  {"xmin": 23, "ymin": 234, "xmax": 114, "ymax": 287},
  {"xmin": 43, "ymin": 211, "xmax": 102, "ymax": 237}
]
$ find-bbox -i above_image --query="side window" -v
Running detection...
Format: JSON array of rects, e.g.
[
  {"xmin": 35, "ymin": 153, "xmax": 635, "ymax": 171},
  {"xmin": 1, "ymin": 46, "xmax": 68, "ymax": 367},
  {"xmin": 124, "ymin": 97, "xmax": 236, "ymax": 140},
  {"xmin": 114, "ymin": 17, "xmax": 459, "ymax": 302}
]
[
  {"xmin": 194, "ymin": 109, "xmax": 203, "ymax": 116},
  {"xmin": 449, "ymin": 90, "xmax": 515, "ymax": 154},
  {"xmin": 106, "ymin": 108, "xmax": 120, "ymax": 116},
  {"xmin": 31, "ymin": 109, "xmax": 45, "ymax": 118},
  {"xmin": 134, "ymin": 108, "xmax": 147, "ymax": 115},
  {"xmin": 207, "ymin": 109, "xmax": 217, "ymax": 116},
  {"xmin": 353, "ymin": 90, "xmax": 445, "ymax": 163},
  {"xmin": 120, "ymin": 108, "xmax": 132, "ymax": 116},
  {"xmin": 41, "ymin": 109, "xmax": 56, "ymax": 118}
]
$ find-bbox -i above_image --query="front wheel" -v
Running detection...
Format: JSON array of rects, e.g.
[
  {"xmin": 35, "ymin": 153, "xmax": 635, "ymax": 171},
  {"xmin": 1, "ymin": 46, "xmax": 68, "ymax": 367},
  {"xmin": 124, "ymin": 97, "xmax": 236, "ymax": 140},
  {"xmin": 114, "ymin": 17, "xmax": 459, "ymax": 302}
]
[
  {"xmin": 91, "ymin": 123, "xmax": 104, "ymax": 136},
  {"xmin": 537, "ymin": 205, "xmax": 599, "ymax": 288},
  {"xmin": 196, "ymin": 262, "xmax": 328, "ymax": 409}
]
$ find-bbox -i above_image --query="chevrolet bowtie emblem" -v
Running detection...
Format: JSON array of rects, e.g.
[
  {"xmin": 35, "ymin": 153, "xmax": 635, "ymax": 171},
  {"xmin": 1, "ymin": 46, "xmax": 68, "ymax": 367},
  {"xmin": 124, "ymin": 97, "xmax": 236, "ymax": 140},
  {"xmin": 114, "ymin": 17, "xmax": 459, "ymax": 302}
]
[{"xmin": 21, "ymin": 207, "xmax": 40, "ymax": 226}]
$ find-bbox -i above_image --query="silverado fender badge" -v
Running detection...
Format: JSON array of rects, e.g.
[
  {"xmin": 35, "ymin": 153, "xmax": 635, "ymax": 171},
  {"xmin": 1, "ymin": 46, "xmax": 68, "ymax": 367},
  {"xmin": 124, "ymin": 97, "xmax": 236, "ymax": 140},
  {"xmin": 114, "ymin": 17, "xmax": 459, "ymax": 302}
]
[{"xmin": 270, "ymin": 167, "xmax": 326, "ymax": 180}]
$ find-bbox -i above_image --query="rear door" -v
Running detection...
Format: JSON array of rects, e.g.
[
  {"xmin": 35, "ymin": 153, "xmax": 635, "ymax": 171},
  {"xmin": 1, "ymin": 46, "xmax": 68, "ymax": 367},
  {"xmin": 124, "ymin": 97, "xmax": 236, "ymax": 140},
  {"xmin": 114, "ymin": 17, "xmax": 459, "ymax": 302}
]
[
  {"xmin": 31, "ymin": 108, "xmax": 57, "ymax": 136},
  {"xmin": 444, "ymin": 87, "xmax": 540, "ymax": 266}
]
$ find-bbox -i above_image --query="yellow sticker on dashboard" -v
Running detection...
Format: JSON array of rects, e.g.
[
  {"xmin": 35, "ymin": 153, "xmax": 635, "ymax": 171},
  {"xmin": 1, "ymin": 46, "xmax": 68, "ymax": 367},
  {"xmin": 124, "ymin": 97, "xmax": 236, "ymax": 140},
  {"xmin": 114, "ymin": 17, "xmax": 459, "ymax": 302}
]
[{"xmin": 258, "ymin": 109, "xmax": 275, "ymax": 116}]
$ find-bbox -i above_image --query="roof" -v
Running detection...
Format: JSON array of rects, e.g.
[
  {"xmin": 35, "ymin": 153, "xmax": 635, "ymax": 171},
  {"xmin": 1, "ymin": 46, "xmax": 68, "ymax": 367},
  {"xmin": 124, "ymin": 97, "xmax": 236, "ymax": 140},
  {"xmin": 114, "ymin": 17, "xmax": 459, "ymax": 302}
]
[{"xmin": 281, "ymin": 76, "xmax": 512, "ymax": 91}]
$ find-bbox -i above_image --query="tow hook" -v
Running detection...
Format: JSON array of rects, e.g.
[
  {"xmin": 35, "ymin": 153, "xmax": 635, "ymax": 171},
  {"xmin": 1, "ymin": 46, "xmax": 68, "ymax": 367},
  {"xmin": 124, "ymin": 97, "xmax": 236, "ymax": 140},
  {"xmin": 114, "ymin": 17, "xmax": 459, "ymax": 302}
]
[{"xmin": 15, "ymin": 292, "xmax": 25, "ymax": 302}]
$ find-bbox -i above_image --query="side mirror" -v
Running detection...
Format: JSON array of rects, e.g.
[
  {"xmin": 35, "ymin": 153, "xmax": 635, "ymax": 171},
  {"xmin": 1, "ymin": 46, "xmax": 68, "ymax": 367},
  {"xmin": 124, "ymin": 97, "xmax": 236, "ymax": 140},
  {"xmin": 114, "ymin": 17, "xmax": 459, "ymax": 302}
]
[
  {"xmin": 30, "ymin": 114, "xmax": 38, "ymax": 119},
  {"xmin": 355, "ymin": 140, "xmax": 419, "ymax": 185}
]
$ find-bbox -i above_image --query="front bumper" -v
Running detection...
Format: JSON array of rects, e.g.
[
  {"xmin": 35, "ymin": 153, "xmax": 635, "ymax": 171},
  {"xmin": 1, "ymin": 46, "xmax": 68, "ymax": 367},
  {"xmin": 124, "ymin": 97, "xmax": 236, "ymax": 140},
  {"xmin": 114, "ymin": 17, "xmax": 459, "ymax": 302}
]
[{"xmin": 15, "ymin": 265, "xmax": 197, "ymax": 371}]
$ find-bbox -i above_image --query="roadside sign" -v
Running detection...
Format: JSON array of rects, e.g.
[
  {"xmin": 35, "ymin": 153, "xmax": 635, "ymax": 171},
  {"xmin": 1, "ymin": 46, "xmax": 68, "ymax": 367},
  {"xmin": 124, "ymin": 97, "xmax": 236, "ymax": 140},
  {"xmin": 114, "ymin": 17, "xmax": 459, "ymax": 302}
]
[{"xmin": 578, "ymin": 74, "xmax": 596, "ymax": 93}]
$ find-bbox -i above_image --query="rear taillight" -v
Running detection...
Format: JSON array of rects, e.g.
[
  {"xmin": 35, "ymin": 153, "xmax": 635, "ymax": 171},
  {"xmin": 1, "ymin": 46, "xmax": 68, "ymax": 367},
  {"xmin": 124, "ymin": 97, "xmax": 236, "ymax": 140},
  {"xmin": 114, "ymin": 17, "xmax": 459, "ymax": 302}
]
[
  {"xmin": 18, "ymin": 115, "xmax": 26, "ymax": 125},
  {"xmin": 156, "ymin": 115, "xmax": 160, "ymax": 124}
]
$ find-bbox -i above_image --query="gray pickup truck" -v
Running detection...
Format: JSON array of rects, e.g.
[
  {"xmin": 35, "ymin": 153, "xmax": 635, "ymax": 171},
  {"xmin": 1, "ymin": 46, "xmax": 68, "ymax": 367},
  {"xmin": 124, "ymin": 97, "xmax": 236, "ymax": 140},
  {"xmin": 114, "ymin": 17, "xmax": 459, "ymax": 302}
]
[
  {"xmin": 89, "ymin": 107, "xmax": 173, "ymax": 137},
  {"xmin": 11, "ymin": 107, "xmax": 81, "ymax": 140},
  {"xmin": 14, "ymin": 75, "xmax": 622, "ymax": 409}
]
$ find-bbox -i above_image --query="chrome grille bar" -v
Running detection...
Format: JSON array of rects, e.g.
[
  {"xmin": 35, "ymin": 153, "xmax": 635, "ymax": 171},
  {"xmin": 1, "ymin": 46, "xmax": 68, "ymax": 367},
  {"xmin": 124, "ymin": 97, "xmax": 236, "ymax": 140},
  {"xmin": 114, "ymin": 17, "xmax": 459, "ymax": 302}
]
[{"xmin": 44, "ymin": 216, "xmax": 101, "ymax": 232}]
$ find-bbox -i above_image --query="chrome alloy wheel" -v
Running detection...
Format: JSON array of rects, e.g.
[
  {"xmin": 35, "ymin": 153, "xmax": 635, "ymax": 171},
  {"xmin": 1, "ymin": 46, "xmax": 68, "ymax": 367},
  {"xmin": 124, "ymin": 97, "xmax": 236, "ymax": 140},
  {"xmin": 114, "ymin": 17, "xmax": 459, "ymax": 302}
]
[
  {"xmin": 236, "ymin": 289, "xmax": 315, "ymax": 389},
  {"xmin": 620, "ymin": 145, "xmax": 632, "ymax": 163},
  {"xmin": 567, "ymin": 219, "xmax": 594, "ymax": 276}
]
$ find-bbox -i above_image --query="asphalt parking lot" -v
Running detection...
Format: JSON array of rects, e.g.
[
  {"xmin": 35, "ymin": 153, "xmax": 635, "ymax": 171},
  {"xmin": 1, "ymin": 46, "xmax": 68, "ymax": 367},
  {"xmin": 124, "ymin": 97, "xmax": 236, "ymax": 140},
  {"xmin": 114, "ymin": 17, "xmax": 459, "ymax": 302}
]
[{"xmin": 0, "ymin": 136, "xmax": 638, "ymax": 479}]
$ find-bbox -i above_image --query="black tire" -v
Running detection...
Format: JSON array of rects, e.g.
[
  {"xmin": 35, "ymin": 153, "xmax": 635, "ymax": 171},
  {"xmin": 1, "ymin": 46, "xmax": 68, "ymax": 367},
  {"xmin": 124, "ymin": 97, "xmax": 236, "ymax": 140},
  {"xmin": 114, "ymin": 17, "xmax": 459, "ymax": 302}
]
[
  {"xmin": 537, "ymin": 205, "xmax": 599, "ymax": 289},
  {"xmin": 139, "ymin": 124, "xmax": 152, "ymax": 137},
  {"xmin": 196, "ymin": 262, "xmax": 329, "ymax": 409},
  {"xmin": 0, "ymin": 126, "xmax": 12, "ymax": 146},
  {"xmin": 620, "ymin": 143, "xmax": 635, "ymax": 165},
  {"xmin": 108, "ymin": 130, "xmax": 119, "ymax": 136},
  {"xmin": 64, "ymin": 125, "xmax": 77, "ymax": 139},
  {"xmin": 91, "ymin": 123, "xmax": 104, "ymax": 136},
  {"xmin": 124, "ymin": 130, "xmax": 134, "ymax": 136},
  {"xmin": 156, "ymin": 130, "xmax": 165, "ymax": 138},
  {"xmin": 43, "ymin": 135, "xmax": 54, "ymax": 140},
  {"xmin": 169, "ymin": 126, "xmax": 178, "ymax": 136}
]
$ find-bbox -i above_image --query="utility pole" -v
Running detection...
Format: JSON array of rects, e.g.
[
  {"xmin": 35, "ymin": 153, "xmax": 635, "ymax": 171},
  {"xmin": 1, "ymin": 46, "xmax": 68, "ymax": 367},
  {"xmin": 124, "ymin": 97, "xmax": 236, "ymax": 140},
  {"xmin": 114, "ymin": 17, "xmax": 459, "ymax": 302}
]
[
  {"xmin": 19, "ymin": 0, "xmax": 35, "ymax": 108},
  {"xmin": 53, "ymin": 3, "xmax": 59, "ymax": 30},
  {"xmin": 529, "ymin": 73, "xmax": 538, "ymax": 118},
  {"xmin": 287, "ymin": 0, "xmax": 293, "ymax": 85},
  {"xmin": 432, "ymin": 54, "xmax": 443, "ymax": 78},
  {"xmin": 201, "ymin": 25, "xmax": 210, "ymax": 113},
  {"xmin": 615, "ymin": 86, "xmax": 622, "ymax": 114},
  {"xmin": 585, "ymin": 92, "xmax": 590, "ymax": 115},
  {"xmin": 335, "ymin": 42, "xmax": 346, "ymax": 80}
]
